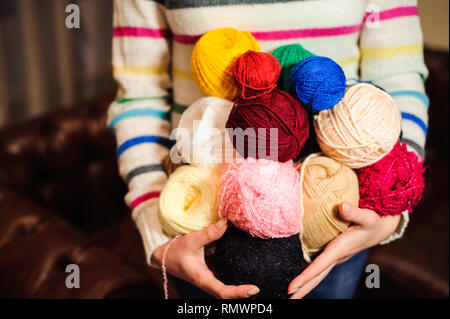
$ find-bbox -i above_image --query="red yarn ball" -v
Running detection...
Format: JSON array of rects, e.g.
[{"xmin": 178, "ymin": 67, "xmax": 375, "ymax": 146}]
[
  {"xmin": 226, "ymin": 88, "xmax": 309, "ymax": 162},
  {"xmin": 233, "ymin": 50, "xmax": 281, "ymax": 99},
  {"xmin": 358, "ymin": 142, "xmax": 426, "ymax": 216}
]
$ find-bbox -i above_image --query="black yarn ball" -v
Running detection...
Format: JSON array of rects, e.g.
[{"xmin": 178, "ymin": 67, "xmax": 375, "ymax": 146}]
[{"xmin": 213, "ymin": 226, "xmax": 305, "ymax": 299}]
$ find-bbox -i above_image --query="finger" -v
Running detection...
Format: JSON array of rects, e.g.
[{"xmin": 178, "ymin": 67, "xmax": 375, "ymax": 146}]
[
  {"xmin": 195, "ymin": 267, "xmax": 259, "ymax": 299},
  {"xmin": 289, "ymin": 264, "xmax": 334, "ymax": 299},
  {"xmin": 187, "ymin": 218, "xmax": 228, "ymax": 249},
  {"xmin": 339, "ymin": 202, "xmax": 379, "ymax": 227},
  {"xmin": 288, "ymin": 242, "xmax": 342, "ymax": 294}
]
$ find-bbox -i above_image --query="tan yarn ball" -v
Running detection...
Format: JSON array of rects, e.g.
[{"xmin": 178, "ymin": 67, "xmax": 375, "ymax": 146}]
[
  {"xmin": 296, "ymin": 154, "xmax": 359, "ymax": 262},
  {"xmin": 314, "ymin": 83, "xmax": 401, "ymax": 169}
]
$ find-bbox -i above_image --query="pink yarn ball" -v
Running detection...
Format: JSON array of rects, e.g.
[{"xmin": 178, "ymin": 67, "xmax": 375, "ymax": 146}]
[
  {"xmin": 358, "ymin": 142, "xmax": 426, "ymax": 216},
  {"xmin": 219, "ymin": 158, "xmax": 302, "ymax": 238}
]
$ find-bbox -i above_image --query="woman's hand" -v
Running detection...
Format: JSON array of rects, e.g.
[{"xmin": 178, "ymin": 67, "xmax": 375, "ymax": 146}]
[
  {"xmin": 151, "ymin": 217, "xmax": 260, "ymax": 299},
  {"xmin": 288, "ymin": 203, "xmax": 401, "ymax": 299}
]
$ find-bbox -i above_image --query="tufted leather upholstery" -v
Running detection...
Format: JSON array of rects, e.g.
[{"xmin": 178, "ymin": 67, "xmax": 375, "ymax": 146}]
[{"xmin": 0, "ymin": 49, "xmax": 448, "ymax": 298}]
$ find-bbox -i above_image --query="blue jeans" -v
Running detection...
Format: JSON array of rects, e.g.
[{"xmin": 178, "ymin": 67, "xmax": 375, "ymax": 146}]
[{"xmin": 172, "ymin": 249, "xmax": 368, "ymax": 299}]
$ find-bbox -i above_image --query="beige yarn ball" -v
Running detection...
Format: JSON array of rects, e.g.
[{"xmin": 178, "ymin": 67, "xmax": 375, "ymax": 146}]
[
  {"xmin": 296, "ymin": 154, "xmax": 359, "ymax": 262},
  {"xmin": 314, "ymin": 83, "xmax": 401, "ymax": 169}
]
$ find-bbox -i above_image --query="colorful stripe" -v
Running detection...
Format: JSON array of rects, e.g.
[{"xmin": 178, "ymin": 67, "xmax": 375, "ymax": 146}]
[
  {"xmin": 130, "ymin": 191, "xmax": 161, "ymax": 210},
  {"xmin": 126, "ymin": 164, "xmax": 165, "ymax": 184},
  {"xmin": 361, "ymin": 43, "xmax": 422, "ymax": 59},
  {"xmin": 114, "ymin": 27, "xmax": 170, "ymax": 39},
  {"xmin": 113, "ymin": 65, "xmax": 167, "ymax": 76},
  {"xmin": 172, "ymin": 66, "xmax": 193, "ymax": 80},
  {"xmin": 108, "ymin": 108, "xmax": 170, "ymax": 129},
  {"xmin": 389, "ymin": 90, "xmax": 429, "ymax": 108},
  {"xmin": 172, "ymin": 24, "xmax": 362, "ymax": 45},
  {"xmin": 116, "ymin": 96, "xmax": 169, "ymax": 104},
  {"xmin": 117, "ymin": 135, "xmax": 173, "ymax": 157},
  {"xmin": 400, "ymin": 138, "xmax": 425, "ymax": 159},
  {"xmin": 173, "ymin": 102, "xmax": 189, "ymax": 114},
  {"xmin": 364, "ymin": 6, "xmax": 418, "ymax": 22},
  {"xmin": 401, "ymin": 112, "xmax": 427, "ymax": 134},
  {"xmin": 162, "ymin": 0, "xmax": 303, "ymax": 9},
  {"xmin": 336, "ymin": 55, "xmax": 360, "ymax": 68}
]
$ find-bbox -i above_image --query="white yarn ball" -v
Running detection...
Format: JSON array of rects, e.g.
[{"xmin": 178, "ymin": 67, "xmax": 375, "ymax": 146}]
[{"xmin": 176, "ymin": 97, "xmax": 238, "ymax": 170}]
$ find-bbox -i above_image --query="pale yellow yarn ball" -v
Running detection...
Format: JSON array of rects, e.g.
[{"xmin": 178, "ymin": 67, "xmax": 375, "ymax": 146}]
[
  {"xmin": 297, "ymin": 154, "xmax": 359, "ymax": 262},
  {"xmin": 314, "ymin": 83, "xmax": 401, "ymax": 169},
  {"xmin": 191, "ymin": 28, "xmax": 260, "ymax": 101},
  {"xmin": 158, "ymin": 165, "xmax": 222, "ymax": 236}
]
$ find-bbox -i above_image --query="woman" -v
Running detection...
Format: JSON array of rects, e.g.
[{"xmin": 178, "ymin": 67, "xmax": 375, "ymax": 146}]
[{"xmin": 107, "ymin": 0, "xmax": 428, "ymax": 299}]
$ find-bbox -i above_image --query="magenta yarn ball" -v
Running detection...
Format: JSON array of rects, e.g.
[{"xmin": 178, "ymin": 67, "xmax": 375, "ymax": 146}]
[{"xmin": 219, "ymin": 158, "xmax": 302, "ymax": 238}]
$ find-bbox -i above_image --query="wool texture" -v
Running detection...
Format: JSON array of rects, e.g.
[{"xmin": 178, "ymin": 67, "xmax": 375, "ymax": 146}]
[
  {"xmin": 233, "ymin": 50, "xmax": 281, "ymax": 99},
  {"xmin": 272, "ymin": 44, "xmax": 315, "ymax": 93},
  {"xmin": 296, "ymin": 154, "xmax": 359, "ymax": 262},
  {"xmin": 213, "ymin": 226, "xmax": 305, "ymax": 299},
  {"xmin": 358, "ymin": 142, "xmax": 425, "ymax": 216},
  {"xmin": 176, "ymin": 96, "xmax": 237, "ymax": 170},
  {"xmin": 226, "ymin": 88, "xmax": 309, "ymax": 162},
  {"xmin": 158, "ymin": 165, "xmax": 222, "ymax": 236},
  {"xmin": 191, "ymin": 28, "xmax": 260, "ymax": 101},
  {"xmin": 314, "ymin": 83, "xmax": 401, "ymax": 169},
  {"xmin": 289, "ymin": 56, "xmax": 346, "ymax": 112},
  {"xmin": 220, "ymin": 158, "xmax": 302, "ymax": 239}
]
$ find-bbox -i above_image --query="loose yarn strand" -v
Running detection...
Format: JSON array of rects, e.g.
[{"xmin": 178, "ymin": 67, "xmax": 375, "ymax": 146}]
[{"xmin": 162, "ymin": 235, "xmax": 182, "ymax": 299}]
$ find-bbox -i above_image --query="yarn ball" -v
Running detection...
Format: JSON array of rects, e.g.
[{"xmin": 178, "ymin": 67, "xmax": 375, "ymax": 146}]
[
  {"xmin": 233, "ymin": 50, "xmax": 281, "ymax": 99},
  {"xmin": 213, "ymin": 226, "xmax": 305, "ymax": 299},
  {"xmin": 358, "ymin": 142, "xmax": 426, "ymax": 216},
  {"xmin": 289, "ymin": 56, "xmax": 346, "ymax": 112},
  {"xmin": 226, "ymin": 88, "xmax": 309, "ymax": 162},
  {"xmin": 296, "ymin": 154, "xmax": 359, "ymax": 262},
  {"xmin": 158, "ymin": 165, "xmax": 222, "ymax": 236},
  {"xmin": 191, "ymin": 28, "xmax": 260, "ymax": 101},
  {"xmin": 272, "ymin": 44, "xmax": 315, "ymax": 92},
  {"xmin": 219, "ymin": 158, "xmax": 302, "ymax": 239},
  {"xmin": 176, "ymin": 97, "xmax": 238, "ymax": 170},
  {"xmin": 314, "ymin": 83, "xmax": 401, "ymax": 169}
]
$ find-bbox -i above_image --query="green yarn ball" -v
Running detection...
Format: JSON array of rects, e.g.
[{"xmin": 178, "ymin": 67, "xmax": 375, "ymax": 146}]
[{"xmin": 272, "ymin": 44, "xmax": 315, "ymax": 93}]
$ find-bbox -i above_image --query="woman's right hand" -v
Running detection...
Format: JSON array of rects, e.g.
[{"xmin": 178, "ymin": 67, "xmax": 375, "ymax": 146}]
[{"xmin": 151, "ymin": 217, "xmax": 260, "ymax": 299}]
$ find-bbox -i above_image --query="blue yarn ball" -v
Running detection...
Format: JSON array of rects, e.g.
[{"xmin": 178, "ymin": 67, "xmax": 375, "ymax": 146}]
[{"xmin": 289, "ymin": 56, "xmax": 346, "ymax": 112}]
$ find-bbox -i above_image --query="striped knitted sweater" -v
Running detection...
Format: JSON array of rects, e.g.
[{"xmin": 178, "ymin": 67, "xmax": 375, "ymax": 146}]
[{"xmin": 107, "ymin": 0, "xmax": 429, "ymax": 267}]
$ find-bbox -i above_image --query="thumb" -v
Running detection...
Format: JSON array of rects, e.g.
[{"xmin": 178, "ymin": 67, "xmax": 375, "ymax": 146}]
[
  {"xmin": 189, "ymin": 217, "xmax": 228, "ymax": 249},
  {"xmin": 339, "ymin": 202, "xmax": 378, "ymax": 227}
]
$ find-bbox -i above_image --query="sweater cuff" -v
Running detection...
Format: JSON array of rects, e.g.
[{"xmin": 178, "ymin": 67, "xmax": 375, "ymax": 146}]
[
  {"xmin": 379, "ymin": 210, "xmax": 410, "ymax": 245},
  {"xmin": 132, "ymin": 198, "xmax": 172, "ymax": 269}
]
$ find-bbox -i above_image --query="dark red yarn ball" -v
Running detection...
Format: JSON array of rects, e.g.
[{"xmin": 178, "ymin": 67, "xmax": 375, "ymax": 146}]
[
  {"xmin": 226, "ymin": 88, "xmax": 309, "ymax": 162},
  {"xmin": 233, "ymin": 50, "xmax": 281, "ymax": 99},
  {"xmin": 358, "ymin": 142, "xmax": 426, "ymax": 217}
]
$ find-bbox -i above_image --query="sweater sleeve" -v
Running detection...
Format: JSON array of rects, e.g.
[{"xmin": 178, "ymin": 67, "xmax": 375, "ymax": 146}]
[
  {"xmin": 107, "ymin": 0, "xmax": 172, "ymax": 267},
  {"xmin": 360, "ymin": 0, "xmax": 428, "ymax": 244}
]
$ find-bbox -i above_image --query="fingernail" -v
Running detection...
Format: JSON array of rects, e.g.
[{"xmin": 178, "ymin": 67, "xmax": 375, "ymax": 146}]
[
  {"xmin": 215, "ymin": 218, "xmax": 227, "ymax": 230},
  {"xmin": 247, "ymin": 287, "xmax": 260, "ymax": 296},
  {"xmin": 288, "ymin": 287, "xmax": 299, "ymax": 295},
  {"xmin": 342, "ymin": 203, "xmax": 351, "ymax": 216}
]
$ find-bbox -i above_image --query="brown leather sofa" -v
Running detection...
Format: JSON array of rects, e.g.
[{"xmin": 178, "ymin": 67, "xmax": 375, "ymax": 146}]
[{"xmin": 0, "ymin": 49, "xmax": 448, "ymax": 299}]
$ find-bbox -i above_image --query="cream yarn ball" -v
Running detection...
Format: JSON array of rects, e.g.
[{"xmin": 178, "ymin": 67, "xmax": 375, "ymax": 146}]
[
  {"xmin": 314, "ymin": 83, "xmax": 401, "ymax": 169},
  {"xmin": 158, "ymin": 165, "xmax": 222, "ymax": 236}
]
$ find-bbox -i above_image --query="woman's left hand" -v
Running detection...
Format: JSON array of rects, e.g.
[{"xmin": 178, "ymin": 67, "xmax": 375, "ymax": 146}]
[{"xmin": 288, "ymin": 202, "xmax": 401, "ymax": 299}]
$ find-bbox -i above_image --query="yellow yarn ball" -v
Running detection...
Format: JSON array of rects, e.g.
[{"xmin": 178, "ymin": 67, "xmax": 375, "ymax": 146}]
[
  {"xmin": 158, "ymin": 165, "xmax": 222, "ymax": 236},
  {"xmin": 191, "ymin": 28, "xmax": 260, "ymax": 101},
  {"xmin": 314, "ymin": 83, "xmax": 401, "ymax": 169},
  {"xmin": 296, "ymin": 154, "xmax": 359, "ymax": 262}
]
